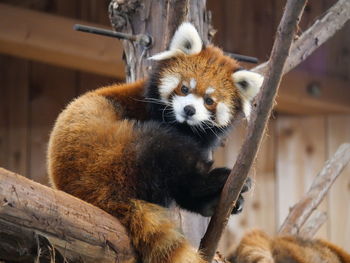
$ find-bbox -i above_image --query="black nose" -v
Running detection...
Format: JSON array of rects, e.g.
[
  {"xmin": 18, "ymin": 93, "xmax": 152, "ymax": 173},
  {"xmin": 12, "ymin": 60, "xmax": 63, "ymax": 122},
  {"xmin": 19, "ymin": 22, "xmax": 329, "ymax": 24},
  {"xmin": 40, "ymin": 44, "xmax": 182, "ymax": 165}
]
[{"xmin": 184, "ymin": 105, "xmax": 196, "ymax": 116}]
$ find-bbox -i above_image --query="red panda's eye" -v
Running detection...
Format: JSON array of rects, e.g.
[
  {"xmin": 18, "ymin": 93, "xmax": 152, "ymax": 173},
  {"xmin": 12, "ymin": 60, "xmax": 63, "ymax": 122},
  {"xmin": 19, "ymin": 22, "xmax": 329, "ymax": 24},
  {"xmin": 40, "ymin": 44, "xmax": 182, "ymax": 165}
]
[
  {"xmin": 205, "ymin": 97, "xmax": 214, "ymax": 105},
  {"xmin": 181, "ymin": 85, "xmax": 190, "ymax": 95}
]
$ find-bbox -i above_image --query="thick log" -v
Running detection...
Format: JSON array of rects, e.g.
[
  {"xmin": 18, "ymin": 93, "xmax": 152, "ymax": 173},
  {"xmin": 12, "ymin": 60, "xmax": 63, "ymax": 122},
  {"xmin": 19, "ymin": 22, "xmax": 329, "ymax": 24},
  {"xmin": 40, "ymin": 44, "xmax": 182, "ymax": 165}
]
[
  {"xmin": 0, "ymin": 168, "xmax": 135, "ymax": 263},
  {"xmin": 279, "ymin": 143, "xmax": 350, "ymax": 236},
  {"xmin": 199, "ymin": 0, "xmax": 307, "ymax": 261}
]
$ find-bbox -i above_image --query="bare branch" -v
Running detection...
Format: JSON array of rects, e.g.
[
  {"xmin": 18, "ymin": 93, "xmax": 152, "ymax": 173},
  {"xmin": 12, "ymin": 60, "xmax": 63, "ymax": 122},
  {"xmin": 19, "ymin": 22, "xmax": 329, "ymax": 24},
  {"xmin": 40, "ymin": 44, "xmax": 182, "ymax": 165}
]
[
  {"xmin": 0, "ymin": 168, "xmax": 135, "ymax": 263},
  {"xmin": 279, "ymin": 143, "xmax": 350, "ymax": 236},
  {"xmin": 298, "ymin": 211, "xmax": 328, "ymax": 239},
  {"xmin": 199, "ymin": 1, "xmax": 307, "ymax": 261},
  {"xmin": 253, "ymin": 0, "xmax": 350, "ymax": 75}
]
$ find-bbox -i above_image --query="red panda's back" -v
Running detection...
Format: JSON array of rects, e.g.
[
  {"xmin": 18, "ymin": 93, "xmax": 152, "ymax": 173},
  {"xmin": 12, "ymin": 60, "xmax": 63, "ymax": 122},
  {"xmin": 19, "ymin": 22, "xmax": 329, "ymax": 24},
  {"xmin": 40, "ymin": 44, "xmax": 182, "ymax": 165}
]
[{"xmin": 47, "ymin": 91, "xmax": 140, "ymax": 212}]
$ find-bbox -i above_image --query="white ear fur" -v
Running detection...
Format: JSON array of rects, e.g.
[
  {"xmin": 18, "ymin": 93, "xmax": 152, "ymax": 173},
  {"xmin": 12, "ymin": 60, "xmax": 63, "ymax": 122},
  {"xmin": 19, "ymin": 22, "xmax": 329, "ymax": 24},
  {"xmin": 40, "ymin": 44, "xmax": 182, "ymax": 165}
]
[
  {"xmin": 232, "ymin": 70, "xmax": 264, "ymax": 119},
  {"xmin": 149, "ymin": 22, "xmax": 202, "ymax": 60}
]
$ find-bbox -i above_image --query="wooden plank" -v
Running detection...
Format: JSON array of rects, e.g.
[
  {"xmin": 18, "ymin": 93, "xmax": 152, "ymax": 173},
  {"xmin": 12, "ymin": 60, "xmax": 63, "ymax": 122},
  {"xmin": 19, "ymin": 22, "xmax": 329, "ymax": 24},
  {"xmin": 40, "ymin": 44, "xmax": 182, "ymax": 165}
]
[
  {"xmin": 0, "ymin": 3, "xmax": 124, "ymax": 78},
  {"xmin": 276, "ymin": 116, "xmax": 328, "ymax": 239},
  {"xmin": 327, "ymin": 115, "xmax": 350, "ymax": 251},
  {"xmin": 214, "ymin": 121, "xmax": 276, "ymax": 254},
  {"xmin": 0, "ymin": 55, "xmax": 29, "ymax": 175}
]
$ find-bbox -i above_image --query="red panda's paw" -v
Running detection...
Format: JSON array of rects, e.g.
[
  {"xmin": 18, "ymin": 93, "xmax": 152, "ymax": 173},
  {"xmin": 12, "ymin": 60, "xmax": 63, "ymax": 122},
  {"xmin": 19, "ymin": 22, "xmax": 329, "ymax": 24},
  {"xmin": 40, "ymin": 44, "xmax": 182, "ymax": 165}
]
[
  {"xmin": 231, "ymin": 194, "xmax": 245, "ymax": 214},
  {"xmin": 232, "ymin": 177, "xmax": 252, "ymax": 214}
]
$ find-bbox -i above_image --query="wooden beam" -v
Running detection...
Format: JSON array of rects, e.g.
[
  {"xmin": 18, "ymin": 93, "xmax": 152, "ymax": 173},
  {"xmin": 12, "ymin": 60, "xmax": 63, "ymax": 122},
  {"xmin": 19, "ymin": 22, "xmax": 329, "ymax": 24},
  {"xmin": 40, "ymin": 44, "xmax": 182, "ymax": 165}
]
[{"xmin": 0, "ymin": 3, "xmax": 124, "ymax": 78}]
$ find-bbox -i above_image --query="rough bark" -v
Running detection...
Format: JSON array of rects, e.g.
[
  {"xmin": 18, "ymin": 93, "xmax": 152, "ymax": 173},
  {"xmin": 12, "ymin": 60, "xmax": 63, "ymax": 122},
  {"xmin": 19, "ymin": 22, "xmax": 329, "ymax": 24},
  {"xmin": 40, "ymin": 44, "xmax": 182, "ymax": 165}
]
[
  {"xmin": 199, "ymin": 1, "xmax": 307, "ymax": 261},
  {"xmin": 0, "ymin": 168, "xmax": 135, "ymax": 263},
  {"xmin": 279, "ymin": 143, "xmax": 350, "ymax": 236},
  {"xmin": 109, "ymin": 0, "xmax": 213, "ymax": 82}
]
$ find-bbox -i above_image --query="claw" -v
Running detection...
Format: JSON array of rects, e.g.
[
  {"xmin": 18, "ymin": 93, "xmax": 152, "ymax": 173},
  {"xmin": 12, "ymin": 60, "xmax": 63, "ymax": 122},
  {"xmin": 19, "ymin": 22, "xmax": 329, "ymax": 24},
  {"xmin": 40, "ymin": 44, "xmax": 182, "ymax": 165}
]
[
  {"xmin": 241, "ymin": 177, "xmax": 252, "ymax": 193},
  {"xmin": 232, "ymin": 195, "xmax": 244, "ymax": 214}
]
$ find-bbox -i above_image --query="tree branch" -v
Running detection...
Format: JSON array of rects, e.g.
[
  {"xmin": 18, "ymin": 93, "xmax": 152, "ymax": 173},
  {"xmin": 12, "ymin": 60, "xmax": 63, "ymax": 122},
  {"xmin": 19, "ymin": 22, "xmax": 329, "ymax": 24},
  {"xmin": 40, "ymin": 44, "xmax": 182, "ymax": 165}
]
[
  {"xmin": 0, "ymin": 168, "xmax": 135, "ymax": 263},
  {"xmin": 199, "ymin": 1, "xmax": 307, "ymax": 261},
  {"xmin": 253, "ymin": 0, "xmax": 350, "ymax": 75},
  {"xmin": 298, "ymin": 210, "xmax": 328, "ymax": 239},
  {"xmin": 279, "ymin": 143, "xmax": 350, "ymax": 236}
]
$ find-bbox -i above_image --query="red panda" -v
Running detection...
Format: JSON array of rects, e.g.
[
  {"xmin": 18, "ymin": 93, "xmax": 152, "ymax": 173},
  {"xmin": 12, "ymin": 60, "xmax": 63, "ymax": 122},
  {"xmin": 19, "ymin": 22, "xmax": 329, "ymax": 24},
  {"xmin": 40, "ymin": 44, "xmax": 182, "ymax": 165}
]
[
  {"xmin": 231, "ymin": 230, "xmax": 350, "ymax": 263},
  {"xmin": 47, "ymin": 23, "xmax": 263, "ymax": 263}
]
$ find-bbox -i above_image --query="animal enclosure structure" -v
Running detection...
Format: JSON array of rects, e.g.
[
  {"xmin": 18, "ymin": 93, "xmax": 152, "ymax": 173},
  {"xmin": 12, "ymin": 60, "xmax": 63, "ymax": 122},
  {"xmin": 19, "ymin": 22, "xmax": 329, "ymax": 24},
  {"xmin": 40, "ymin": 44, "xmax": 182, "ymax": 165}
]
[{"xmin": 0, "ymin": 0, "xmax": 350, "ymax": 262}]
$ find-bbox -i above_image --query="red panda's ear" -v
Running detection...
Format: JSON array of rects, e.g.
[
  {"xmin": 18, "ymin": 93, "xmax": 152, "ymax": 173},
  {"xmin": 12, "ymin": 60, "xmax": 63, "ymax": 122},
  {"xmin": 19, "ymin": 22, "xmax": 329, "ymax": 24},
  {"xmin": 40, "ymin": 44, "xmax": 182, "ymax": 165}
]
[
  {"xmin": 149, "ymin": 23, "xmax": 203, "ymax": 61},
  {"xmin": 232, "ymin": 70, "xmax": 264, "ymax": 120}
]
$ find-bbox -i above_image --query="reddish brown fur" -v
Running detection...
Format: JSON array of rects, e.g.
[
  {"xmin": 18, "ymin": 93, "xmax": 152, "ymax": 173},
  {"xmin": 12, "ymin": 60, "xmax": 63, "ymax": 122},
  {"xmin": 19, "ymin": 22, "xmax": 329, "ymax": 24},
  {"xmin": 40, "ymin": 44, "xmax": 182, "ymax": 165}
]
[
  {"xmin": 233, "ymin": 230, "xmax": 350, "ymax": 263},
  {"xmin": 162, "ymin": 46, "xmax": 241, "ymax": 111},
  {"xmin": 48, "ymin": 45, "xmax": 244, "ymax": 263},
  {"xmin": 48, "ymin": 80, "xmax": 206, "ymax": 262}
]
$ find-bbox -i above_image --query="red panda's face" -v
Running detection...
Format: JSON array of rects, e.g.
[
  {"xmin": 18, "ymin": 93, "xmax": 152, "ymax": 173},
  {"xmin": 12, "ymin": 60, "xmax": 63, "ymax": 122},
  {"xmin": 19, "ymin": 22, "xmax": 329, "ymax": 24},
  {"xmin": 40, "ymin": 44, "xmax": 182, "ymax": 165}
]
[
  {"xmin": 149, "ymin": 23, "xmax": 264, "ymax": 128},
  {"xmin": 156, "ymin": 47, "xmax": 242, "ymax": 127}
]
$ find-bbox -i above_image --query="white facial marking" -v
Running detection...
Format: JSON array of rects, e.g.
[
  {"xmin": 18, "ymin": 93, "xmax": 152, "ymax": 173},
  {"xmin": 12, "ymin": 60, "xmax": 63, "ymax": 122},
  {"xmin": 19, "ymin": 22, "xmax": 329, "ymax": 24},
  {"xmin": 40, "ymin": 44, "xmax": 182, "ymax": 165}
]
[
  {"xmin": 206, "ymin": 87, "xmax": 215, "ymax": 95},
  {"xmin": 159, "ymin": 74, "xmax": 180, "ymax": 101},
  {"xmin": 172, "ymin": 94, "xmax": 210, "ymax": 125},
  {"xmin": 216, "ymin": 102, "xmax": 231, "ymax": 126},
  {"xmin": 190, "ymin": 78, "xmax": 197, "ymax": 90}
]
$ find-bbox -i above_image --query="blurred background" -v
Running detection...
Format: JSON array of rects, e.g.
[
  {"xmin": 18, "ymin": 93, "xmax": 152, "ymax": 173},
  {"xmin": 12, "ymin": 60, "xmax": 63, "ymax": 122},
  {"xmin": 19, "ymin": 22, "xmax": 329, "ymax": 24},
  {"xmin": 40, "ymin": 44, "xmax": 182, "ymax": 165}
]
[{"xmin": 0, "ymin": 0, "xmax": 349, "ymax": 256}]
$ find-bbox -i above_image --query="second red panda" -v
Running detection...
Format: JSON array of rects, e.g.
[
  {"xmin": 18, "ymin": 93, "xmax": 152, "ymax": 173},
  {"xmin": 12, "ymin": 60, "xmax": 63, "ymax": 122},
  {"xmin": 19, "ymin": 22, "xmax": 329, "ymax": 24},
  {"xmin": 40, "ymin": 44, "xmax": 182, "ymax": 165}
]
[
  {"xmin": 48, "ymin": 23, "xmax": 263, "ymax": 263},
  {"xmin": 232, "ymin": 230, "xmax": 350, "ymax": 263}
]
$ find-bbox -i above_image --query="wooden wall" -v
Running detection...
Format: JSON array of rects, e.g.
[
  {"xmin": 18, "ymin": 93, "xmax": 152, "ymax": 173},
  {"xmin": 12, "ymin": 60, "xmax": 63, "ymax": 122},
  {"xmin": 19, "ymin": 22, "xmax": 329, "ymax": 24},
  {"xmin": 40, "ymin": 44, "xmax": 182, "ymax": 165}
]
[
  {"xmin": 215, "ymin": 115, "xmax": 350, "ymax": 254},
  {"xmin": 0, "ymin": 0, "xmax": 118, "ymax": 185},
  {"xmin": 0, "ymin": 0, "xmax": 349, "ymax": 258}
]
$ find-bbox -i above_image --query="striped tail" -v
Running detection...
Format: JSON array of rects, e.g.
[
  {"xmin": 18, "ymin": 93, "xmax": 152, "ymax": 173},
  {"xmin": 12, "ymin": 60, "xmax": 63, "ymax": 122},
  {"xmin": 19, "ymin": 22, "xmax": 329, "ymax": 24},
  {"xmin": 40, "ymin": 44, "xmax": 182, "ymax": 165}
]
[{"xmin": 118, "ymin": 199, "xmax": 206, "ymax": 263}]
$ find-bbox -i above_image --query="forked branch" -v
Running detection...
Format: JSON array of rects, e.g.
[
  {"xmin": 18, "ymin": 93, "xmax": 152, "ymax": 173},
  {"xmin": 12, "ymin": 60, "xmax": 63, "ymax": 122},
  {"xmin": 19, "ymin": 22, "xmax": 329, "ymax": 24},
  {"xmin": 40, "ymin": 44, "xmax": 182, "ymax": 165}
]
[{"xmin": 279, "ymin": 143, "xmax": 350, "ymax": 236}]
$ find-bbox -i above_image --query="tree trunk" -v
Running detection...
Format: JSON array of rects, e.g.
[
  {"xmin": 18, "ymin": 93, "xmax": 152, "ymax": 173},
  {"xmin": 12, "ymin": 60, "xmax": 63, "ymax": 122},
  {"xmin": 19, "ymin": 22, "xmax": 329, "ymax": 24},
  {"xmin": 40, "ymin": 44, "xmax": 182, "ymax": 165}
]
[{"xmin": 109, "ymin": 0, "xmax": 213, "ymax": 82}]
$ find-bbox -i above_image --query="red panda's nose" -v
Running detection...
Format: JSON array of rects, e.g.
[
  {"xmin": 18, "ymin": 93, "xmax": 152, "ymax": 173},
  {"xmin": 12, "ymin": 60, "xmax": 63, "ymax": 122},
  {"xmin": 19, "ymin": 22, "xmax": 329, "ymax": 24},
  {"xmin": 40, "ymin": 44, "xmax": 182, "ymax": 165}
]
[{"xmin": 184, "ymin": 105, "xmax": 196, "ymax": 116}]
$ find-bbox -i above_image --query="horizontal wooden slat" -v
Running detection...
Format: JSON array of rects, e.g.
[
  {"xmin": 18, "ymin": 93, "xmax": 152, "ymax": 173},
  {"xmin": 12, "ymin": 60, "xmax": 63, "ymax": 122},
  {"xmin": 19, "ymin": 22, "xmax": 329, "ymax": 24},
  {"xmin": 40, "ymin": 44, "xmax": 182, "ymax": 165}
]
[{"xmin": 0, "ymin": 3, "xmax": 124, "ymax": 78}]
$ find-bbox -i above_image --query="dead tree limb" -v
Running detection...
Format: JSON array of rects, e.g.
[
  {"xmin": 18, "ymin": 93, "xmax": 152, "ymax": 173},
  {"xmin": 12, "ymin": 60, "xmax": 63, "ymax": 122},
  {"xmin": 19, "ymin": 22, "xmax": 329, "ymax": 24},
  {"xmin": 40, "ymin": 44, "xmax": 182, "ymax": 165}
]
[
  {"xmin": 279, "ymin": 143, "xmax": 350, "ymax": 236},
  {"xmin": 298, "ymin": 211, "xmax": 328, "ymax": 239},
  {"xmin": 253, "ymin": 0, "xmax": 350, "ymax": 75},
  {"xmin": 0, "ymin": 168, "xmax": 135, "ymax": 263},
  {"xmin": 199, "ymin": 0, "xmax": 307, "ymax": 261}
]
